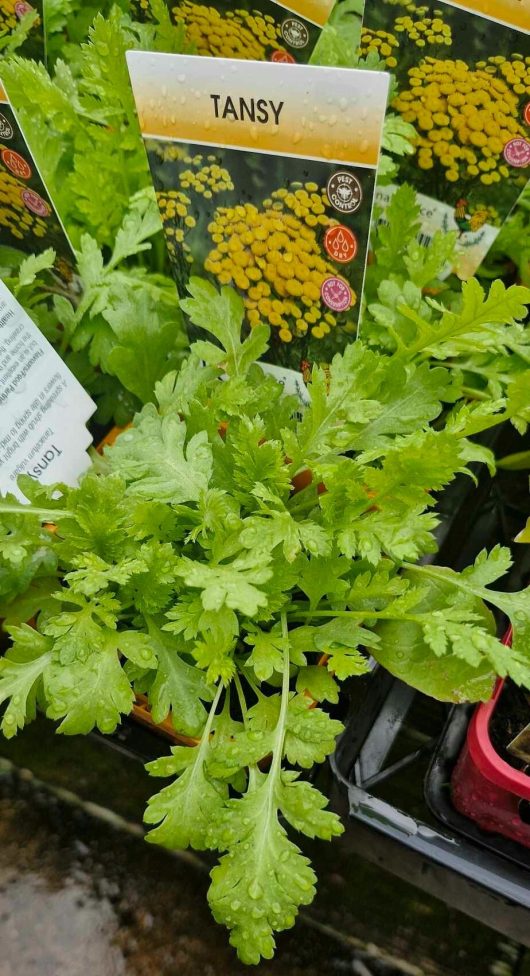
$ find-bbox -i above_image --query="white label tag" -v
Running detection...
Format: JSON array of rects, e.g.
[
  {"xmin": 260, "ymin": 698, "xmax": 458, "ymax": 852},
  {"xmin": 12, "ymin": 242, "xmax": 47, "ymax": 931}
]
[
  {"xmin": 375, "ymin": 184, "xmax": 499, "ymax": 281},
  {"xmin": 0, "ymin": 281, "xmax": 95, "ymax": 500}
]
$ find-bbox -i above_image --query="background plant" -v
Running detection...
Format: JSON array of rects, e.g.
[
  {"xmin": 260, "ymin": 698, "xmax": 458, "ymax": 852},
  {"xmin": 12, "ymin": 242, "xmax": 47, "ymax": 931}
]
[
  {"xmin": 363, "ymin": 184, "xmax": 530, "ymax": 416},
  {"xmin": 362, "ymin": 0, "xmax": 530, "ymax": 220},
  {"xmin": 2, "ymin": 280, "xmax": 530, "ymax": 961}
]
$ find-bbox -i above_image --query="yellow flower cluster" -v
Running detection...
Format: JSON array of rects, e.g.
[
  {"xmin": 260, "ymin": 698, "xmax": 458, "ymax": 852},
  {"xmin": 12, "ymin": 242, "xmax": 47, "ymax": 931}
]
[
  {"xmin": 153, "ymin": 144, "xmax": 188, "ymax": 164},
  {"xmin": 394, "ymin": 57, "xmax": 526, "ymax": 185},
  {"xmin": 179, "ymin": 162, "xmax": 233, "ymax": 200},
  {"xmin": 0, "ymin": 0, "xmax": 39, "ymax": 30},
  {"xmin": 0, "ymin": 170, "xmax": 48, "ymax": 240},
  {"xmin": 173, "ymin": 1, "xmax": 283, "ymax": 60},
  {"xmin": 359, "ymin": 28, "xmax": 398, "ymax": 69},
  {"xmin": 383, "ymin": 0, "xmax": 416, "ymax": 7},
  {"xmin": 204, "ymin": 184, "xmax": 355, "ymax": 343},
  {"xmin": 157, "ymin": 152, "xmax": 234, "ymax": 263},
  {"xmin": 481, "ymin": 55, "xmax": 530, "ymax": 99},
  {"xmin": 394, "ymin": 10, "xmax": 451, "ymax": 47},
  {"xmin": 469, "ymin": 202, "xmax": 499, "ymax": 229}
]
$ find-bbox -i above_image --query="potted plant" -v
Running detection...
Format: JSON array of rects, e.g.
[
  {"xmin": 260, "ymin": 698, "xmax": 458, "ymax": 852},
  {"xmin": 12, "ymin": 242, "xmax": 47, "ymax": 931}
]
[
  {"xmin": 449, "ymin": 456, "xmax": 530, "ymax": 849},
  {"xmin": 2, "ymin": 278, "xmax": 530, "ymax": 962},
  {"xmin": 450, "ymin": 629, "xmax": 530, "ymax": 849}
]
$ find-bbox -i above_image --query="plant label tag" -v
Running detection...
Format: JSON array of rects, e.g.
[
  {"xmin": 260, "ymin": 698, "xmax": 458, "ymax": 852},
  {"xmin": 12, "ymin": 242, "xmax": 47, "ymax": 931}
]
[
  {"xmin": 127, "ymin": 51, "xmax": 389, "ymax": 381},
  {"xmin": 0, "ymin": 81, "xmax": 76, "ymax": 286},
  {"xmin": 0, "ymin": 0, "xmax": 45, "ymax": 61},
  {"xmin": 363, "ymin": 0, "xmax": 530, "ymax": 278},
  {"xmin": 0, "ymin": 280, "xmax": 95, "ymax": 501},
  {"xmin": 131, "ymin": 0, "xmax": 336, "ymax": 63}
]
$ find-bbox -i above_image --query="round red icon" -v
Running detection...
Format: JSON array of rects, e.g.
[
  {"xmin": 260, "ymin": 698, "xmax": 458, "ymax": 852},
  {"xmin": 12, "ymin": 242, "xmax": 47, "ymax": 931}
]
[
  {"xmin": 324, "ymin": 225, "xmax": 358, "ymax": 264},
  {"xmin": 503, "ymin": 138, "xmax": 530, "ymax": 168},
  {"xmin": 524, "ymin": 102, "xmax": 530, "ymax": 127},
  {"xmin": 21, "ymin": 189, "xmax": 51, "ymax": 217},
  {"xmin": 15, "ymin": 1, "xmax": 34, "ymax": 17},
  {"xmin": 321, "ymin": 277, "xmax": 353, "ymax": 313},
  {"xmin": 2, "ymin": 149, "xmax": 32, "ymax": 180},
  {"xmin": 271, "ymin": 50, "xmax": 296, "ymax": 63}
]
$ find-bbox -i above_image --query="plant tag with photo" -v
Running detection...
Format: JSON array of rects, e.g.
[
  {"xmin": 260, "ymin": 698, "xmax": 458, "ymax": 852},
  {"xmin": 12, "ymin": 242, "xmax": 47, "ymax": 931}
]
[
  {"xmin": 0, "ymin": 0, "xmax": 44, "ymax": 61},
  {"xmin": 0, "ymin": 81, "xmax": 76, "ymax": 287},
  {"xmin": 132, "ymin": 0, "xmax": 336, "ymax": 63},
  {"xmin": 0, "ymin": 280, "xmax": 95, "ymax": 501},
  {"xmin": 127, "ymin": 51, "xmax": 389, "ymax": 380},
  {"xmin": 362, "ymin": 0, "xmax": 530, "ymax": 278}
]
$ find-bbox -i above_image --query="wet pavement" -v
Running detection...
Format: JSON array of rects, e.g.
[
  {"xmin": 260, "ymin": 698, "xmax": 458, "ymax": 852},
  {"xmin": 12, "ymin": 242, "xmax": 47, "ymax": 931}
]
[{"xmin": 0, "ymin": 718, "xmax": 525, "ymax": 976}]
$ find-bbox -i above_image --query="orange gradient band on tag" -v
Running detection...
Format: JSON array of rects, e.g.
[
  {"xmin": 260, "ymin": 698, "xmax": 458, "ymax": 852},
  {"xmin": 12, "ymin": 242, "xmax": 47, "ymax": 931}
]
[
  {"xmin": 272, "ymin": 0, "xmax": 336, "ymax": 27},
  {"xmin": 0, "ymin": 84, "xmax": 8, "ymax": 103},
  {"xmin": 442, "ymin": 0, "xmax": 529, "ymax": 32},
  {"xmin": 127, "ymin": 53, "xmax": 390, "ymax": 168}
]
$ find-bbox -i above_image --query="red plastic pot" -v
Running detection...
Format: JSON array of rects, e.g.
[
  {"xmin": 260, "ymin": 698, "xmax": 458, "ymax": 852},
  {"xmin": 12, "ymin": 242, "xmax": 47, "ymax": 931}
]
[{"xmin": 451, "ymin": 627, "xmax": 530, "ymax": 848}]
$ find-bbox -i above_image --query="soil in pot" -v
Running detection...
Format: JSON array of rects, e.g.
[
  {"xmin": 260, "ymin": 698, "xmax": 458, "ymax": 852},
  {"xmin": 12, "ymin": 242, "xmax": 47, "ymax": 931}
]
[{"xmin": 489, "ymin": 679, "xmax": 530, "ymax": 772}]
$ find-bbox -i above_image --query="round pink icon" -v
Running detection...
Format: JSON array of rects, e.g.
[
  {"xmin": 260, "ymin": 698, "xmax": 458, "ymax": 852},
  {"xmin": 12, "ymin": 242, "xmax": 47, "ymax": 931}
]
[
  {"xmin": 321, "ymin": 276, "xmax": 353, "ymax": 313},
  {"xmin": 503, "ymin": 138, "xmax": 530, "ymax": 168},
  {"xmin": 21, "ymin": 189, "xmax": 51, "ymax": 217},
  {"xmin": 15, "ymin": 2, "xmax": 34, "ymax": 17}
]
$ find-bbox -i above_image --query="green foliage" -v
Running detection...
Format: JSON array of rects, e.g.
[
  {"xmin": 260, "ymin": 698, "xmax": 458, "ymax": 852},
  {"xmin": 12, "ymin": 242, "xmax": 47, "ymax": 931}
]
[
  {"xmin": 363, "ymin": 186, "xmax": 530, "ymax": 421},
  {"xmin": 1, "ymin": 192, "xmax": 188, "ymax": 425},
  {"xmin": 1, "ymin": 280, "xmax": 530, "ymax": 962}
]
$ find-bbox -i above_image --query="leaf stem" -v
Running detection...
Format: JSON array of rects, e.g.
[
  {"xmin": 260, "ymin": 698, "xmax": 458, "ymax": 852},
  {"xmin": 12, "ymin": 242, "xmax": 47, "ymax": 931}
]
[
  {"xmin": 233, "ymin": 672, "xmax": 248, "ymax": 725},
  {"xmin": 198, "ymin": 682, "xmax": 223, "ymax": 756},
  {"xmin": 0, "ymin": 503, "xmax": 68, "ymax": 520},
  {"xmin": 287, "ymin": 608, "xmax": 421, "ymax": 623},
  {"xmin": 269, "ymin": 613, "xmax": 291, "ymax": 781}
]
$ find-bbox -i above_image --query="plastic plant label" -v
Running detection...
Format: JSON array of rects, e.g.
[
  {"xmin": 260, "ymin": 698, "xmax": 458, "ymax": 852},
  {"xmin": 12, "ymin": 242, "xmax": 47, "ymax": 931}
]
[
  {"xmin": 132, "ymin": 0, "xmax": 336, "ymax": 64},
  {"xmin": 0, "ymin": 82, "xmax": 76, "ymax": 284},
  {"xmin": 362, "ymin": 0, "xmax": 530, "ymax": 279},
  {"xmin": 127, "ymin": 51, "xmax": 389, "ymax": 378},
  {"xmin": 0, "ymin": 0, "xmax": 44, "ymax": 61},
  {"xmin": 0, "ymin": 280, "xmax": 95, "ymax": 501}
]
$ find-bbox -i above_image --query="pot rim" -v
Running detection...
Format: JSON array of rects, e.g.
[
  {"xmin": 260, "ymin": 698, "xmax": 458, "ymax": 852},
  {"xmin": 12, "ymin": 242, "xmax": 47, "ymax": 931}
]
[{"xmin": 466, "ymin": 627, "xmax": 530, "ymax": 801}]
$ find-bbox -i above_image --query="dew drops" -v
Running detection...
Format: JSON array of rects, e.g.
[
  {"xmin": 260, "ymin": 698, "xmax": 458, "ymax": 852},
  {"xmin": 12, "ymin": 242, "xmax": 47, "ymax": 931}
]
[{"xmin": 248, "ymin": 879, "xmax": 263, "ymax": 900}]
